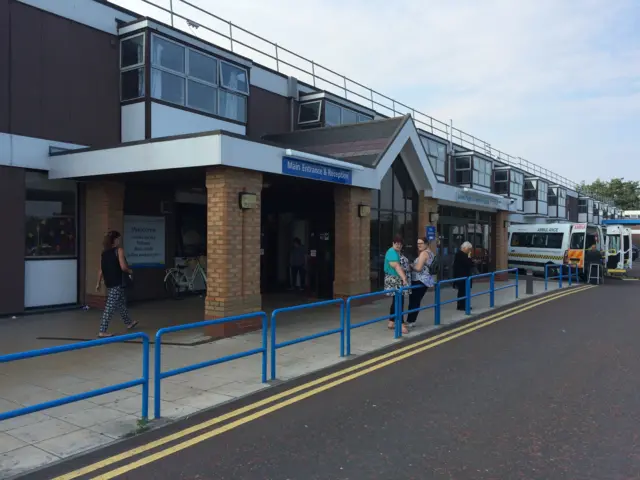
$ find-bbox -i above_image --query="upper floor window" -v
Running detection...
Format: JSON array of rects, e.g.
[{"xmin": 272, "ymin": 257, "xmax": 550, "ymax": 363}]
[
  {"xmin": 299, "ymin": 101, "xmax": 322, "ymax": 124},
  {"xmin": 557, "ymin": 189, "xmax": 566, "ymax": 207},
  {"xmin": 494, "ymin": 170, "xmax": 508, "ymax": 195},
  {"xmin": 578, "ymin": 198, "xmax": 588, "ymax": 214},
  {"xmin": 510, "ymin": 171, "xmax": 524, "ymax": 196},
  {"xmin": 455, "ymin": 156, "xmax": 471, "ymax": 184},
  {"xmin": 524, "ymin": 179, "xmax": 537, "ymax": 201},
  {"xmin": 473, "ymin": 157, "xmax": 492, "ymax": 188},
  {"xmin": 120, "ymin": 34, "xmax": 146, "ymax": 101},
  {"xmin": 548, "ymin": 188, "xmax": 558, "ymax": 206},
  {"xmin": 148, "ymin": 34, "xmax": 249, "ymax": 122},
  {"xmin": 420, "ymin": 136, "xmax": 446, "ymax": 176},
  {"xmin": 537, "ymin": 181, "xmax": 548, "ymax": 202},
  {"xmin": 324, "ymin": 101, "xmax": 372, "ymax": 126}
]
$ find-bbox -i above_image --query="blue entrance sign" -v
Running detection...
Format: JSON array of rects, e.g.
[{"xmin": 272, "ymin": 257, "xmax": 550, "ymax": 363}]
[
  {"xmin": 426, "ymin": 226, "xmax": 436, "ymax": 241},
  {"xmin": 282, "ymin": 157, "xmax": 352, "ymax": 185}
]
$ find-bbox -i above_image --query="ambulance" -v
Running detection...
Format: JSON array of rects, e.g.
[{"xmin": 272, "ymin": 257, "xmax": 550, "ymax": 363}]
[
  {"xmin": 566, "ymin": 223, "xmax": 605, "ymax": 276},
  {"xmin": 508, "ymin": 223, "xmax": 573, "ymax": 274}
]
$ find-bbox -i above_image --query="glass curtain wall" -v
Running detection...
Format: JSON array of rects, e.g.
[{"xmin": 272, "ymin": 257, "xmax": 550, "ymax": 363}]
[{"xmin": 370, "ymin": 159, "xmax": 419, "ymax": 291}]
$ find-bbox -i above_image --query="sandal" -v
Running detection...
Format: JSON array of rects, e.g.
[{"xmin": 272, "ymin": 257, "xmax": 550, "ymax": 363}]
[
  {"xmin": 127, "ymin": 321, "xmax": 139, "ymax": 330},
  {"xmin": 387, "ymin": 321, "xmax": 395, "ymax": 330},
  {"xmin": 98, "ymin": 332, "xmax": 113, "ymax": 338}
]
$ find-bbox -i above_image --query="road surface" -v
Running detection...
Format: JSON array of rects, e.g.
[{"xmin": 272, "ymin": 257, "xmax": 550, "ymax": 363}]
[{"xmin": 24, "ymin": 282, "xmax": 640, "ymax": 480}]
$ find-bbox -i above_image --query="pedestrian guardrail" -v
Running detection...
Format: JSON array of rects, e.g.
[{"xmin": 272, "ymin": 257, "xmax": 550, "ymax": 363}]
[
  {"xmin": 398, "ymin": 283, "xmax": 437, "ymax": 330},
  {"xmin": 270, "ymin": 299, "xmax": 345, "ymax": 380},
  {"xmin": 434, "ymin": 276, "xmax": 470, "ymax": 322},
  {"xmin": 345, "ymin": 289, "xmax": 401, "ymax": 356},
  {"xmin": 154, "ymin": 312, "xmax": 268, "ymax": 418},
  {"xmin": 544, "ymin": 264, "xmax": 580, "ymax": 291},
  {"xmin": 465, "ymin": 268, "xmax": 519, "ymax": 315},
  {"xmin": 0, "ymin": 333, "xmax": 150, "ymax": 421}
]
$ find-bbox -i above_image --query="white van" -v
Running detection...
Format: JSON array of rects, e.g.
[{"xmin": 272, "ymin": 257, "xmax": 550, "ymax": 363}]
[{"xmin": 508, "ymin": 223, "xmax": 573, "ymax": 273}]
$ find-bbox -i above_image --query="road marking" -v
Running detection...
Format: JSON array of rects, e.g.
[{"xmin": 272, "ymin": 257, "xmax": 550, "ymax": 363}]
[
  {"xmin": 91, "ymin": 286, "xmax": 594, "ymax": 479},
  {"xmin": 51, "ymin": 286, "xmax": 591, "ymax": 480}
]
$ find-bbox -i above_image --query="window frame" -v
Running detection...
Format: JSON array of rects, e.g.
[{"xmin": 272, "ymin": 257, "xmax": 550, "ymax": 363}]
[
  {"xmin": 557, "ymin": 189, "xmax": 566, "ymax": 207},
  {"xmin": 524, "ymin": 179, "xmax": 537, "ymax": 201},
  {"xmin": 323, "ymin": 101, "xmax": 371, "ymax": 126},
  {"xmin": 473, "ymin": 157, "xmax": 492, "ymax": 188},
  {"xmin": 454, "ymin": 156, "xmax": 472, "ymax": 185},
  {"xmin": 119, "ymin": 33, "xmax": 146, "ymax": 102},
  {"xmin": 537, "ymin": 181, "xmax": 548, "ymax": 202},
  {"xmin": 510, "ymin": 170, "xmax": 524, "ymax": 197},
  {"xmin": 578, "ymin": 198, "xmax": 588, "ymax": 214},
  {"xmin": 148, "ymin": 33, "xmax": 249, "ymax": 122},
  {"xmin": 421, "ymin": 136, "xmax": 447, "ymax": 177},
  {"xmin": 548, "ymin": 187, "xmax": 558, "ymax": 207},
  {"xmin": 494, "ymin": 169, "xmax": 509, "ymax": 195},
  {"xmin": 298, "ymin": 100, "xmax": 323, "ymax": 124}
]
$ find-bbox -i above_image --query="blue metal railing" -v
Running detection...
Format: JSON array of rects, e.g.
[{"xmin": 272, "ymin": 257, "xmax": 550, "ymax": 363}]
[
  {"xmin": 464, "ymin": 268, "xmax": 519, "ymax": 315},
  {"xmin": 0, "ymin": 333, "xmax": 150, "ymax": 421},
  {"xmin": 154, "ymin": 312, "xmax": 268, "ymax": 418},
  {"xmin": 345, "ymin": 289, "xmax": 401, "ymax": 356},
  {"xmin": 435, "ymin": 276, "xmax": 469, "ymax": 322},
  {"xmin": 544, "ymin": 264, "xmax": 580, "ymax": 290},
  {"xmin": 399, "ymin": 282, "xmax": 437, "ymax": 329},
  {"xmin": 270, "ymin": 299, "xmax": 345, "ymax": 380}
]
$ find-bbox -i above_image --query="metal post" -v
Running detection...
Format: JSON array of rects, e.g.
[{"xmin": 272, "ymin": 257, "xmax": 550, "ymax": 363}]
[
  {"xmin": 275, "ymin": 44, "xmax": 280, "ymax": 72},
  {"xmin": 394, "ymin": 291, "xmax": 401, "ymax": 339},
  {"xmin": 489, "ymin": 273, "xmax": 495, "ymax": 308},
  {"xmin": 261, "ymin": 314, "xmax": 268, "ymax": 383},
  {"xmin": 229, "ymin": 22, "xmax": 234, "ymax": 52},
  {"xmin": 345, "ymin": 299, "xmax": 352, "ymax": 356},
  {"xmin": 339, "ymin": 302, "xmax": 345, "ymax": 357},
  {"xmin": 153, "ymin": 331, "xmax": 162, "ymax": 419},
  {"xmin": 567, "ymin": 265, "xmax": 572, "ymax": 286},
  {"xmin": 169, "ymin": 0, "xmax": 174, "ymax": 27},
  {"xmin": 311, "ymin": 61, "xmax": 316, "ymax": 87},
  {"xmin": 434, "ymin": 283, "xmax": 441, "ymax": 325},
  {"xmin": 526, "ymin": 269, "xmax": 534, "ymax": 295},
  {"xmin": 515, "ymin": 269, "xmax": 520, "ymax": 298},
  {"xmin": 544, "ymin": 265, "xmax": 548, "ymax": 291},
  {"xmin": 558, "ymin": 267, "xmax": 563, "ymax": 288},
  {"xmin": 465, "ymin": 277, "xmax": 471, "ymax": 315},
  {"xmin": 270, "ymin": 313, "xmax": 277, "ymax": 380},
  {"xmin": 141, "ymin": 336, "xmax": 149, "ymax": 420}
]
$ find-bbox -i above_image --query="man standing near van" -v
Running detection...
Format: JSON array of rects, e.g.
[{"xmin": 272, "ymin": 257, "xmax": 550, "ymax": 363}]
[{"xmin": 584, "ymin": 243, "xmax": 603, "ymax": 284}]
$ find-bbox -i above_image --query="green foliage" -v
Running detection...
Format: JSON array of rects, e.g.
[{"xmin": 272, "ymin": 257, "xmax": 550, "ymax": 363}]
[{"xmin": 579, "ymin": 178, "xmax": 640, "ymax": 210}]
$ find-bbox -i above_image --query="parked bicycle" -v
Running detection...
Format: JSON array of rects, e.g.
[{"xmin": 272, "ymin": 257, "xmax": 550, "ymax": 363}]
[{"xmin": 163, "ymin": 257, "xmax": 207, "ymax": 298}]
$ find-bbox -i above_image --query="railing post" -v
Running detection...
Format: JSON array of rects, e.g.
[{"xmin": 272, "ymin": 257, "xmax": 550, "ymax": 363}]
[
  {"xmin": 274, "ymin": 44, "xmax": 280, "ymax": 72},
  {"xmin": 434, "ymin": 283, "xmax": 441, "ymax": 326},
  {"xmin": 515, "ymin": 269, "xmax": 519, "ymax": 298},
  {"xmin": 345, "ymin": 298, "xmax": 352, "ymax": 356},
  {"xmin": 544, "ymin": 265, "xmax": 549, "ymax": 291},
  {"xmin": 228, "ymin": 22, "xmax": 234, "ymax": 52},
  {"xmin": 339, "ymin": 301, "xmax": 345, "ymax": 357},
  {"xmin": 567, "ymin": 265, "xmax": 572, "ymax": 286},
  {"xmin": 311, "ymin": 61, "xmax": 316, "ymax": 87},
  {"xmin": 465, "ymin": 277, "xmax": 471, "ymax": 315},
  {"xmin": 394, "ymin": 290, "xmax": 402, "ymax": 339},
  {"xmin": 142, "ymin": 335, "xmax": 149, "ymax": 420},
  {"xmin": 270, "ymin": 312, "xmax": 277, "ymax": 380},
  {"xmin": 558, "ymin": 267, "xmax": 563, "ymax": 288},
  {"xmin": 261, "ymin": 314, "xmax": 268, "ymax": 383},
  {"xmin": 489, "ymin": 273, "xmax": 495, "ymax": 308},
  {"xmin": 153, "ymin": 330, "xmax": 162, "ymax": 419}
]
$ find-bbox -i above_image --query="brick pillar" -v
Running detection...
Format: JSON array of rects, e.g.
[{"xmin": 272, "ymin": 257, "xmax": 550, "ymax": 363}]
[
  {"xmin": 333, "ymin": 185, "xmax": 371, "ymax": 298},
  {"xmin": 204, "ymin": 167, "xmax": 262, "ymax": 338},
  {"xmin": 495, "ymin": 211, "xmax": 509, "ymax": 280},
  {"xmin": 85, "ymin": 181, "xmax": 124, "ymax": 308},
  {"xmin": 418, "ymin": 193, "xmax": 439, "ymax": 242}
]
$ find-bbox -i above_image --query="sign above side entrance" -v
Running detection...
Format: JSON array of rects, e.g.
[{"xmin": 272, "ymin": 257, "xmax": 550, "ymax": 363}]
[
  {"xmin": 282, "ymin": 156, "xmax": 352, "ymax": 185},
  {"xmin": 454, "ymin": 189, "xmax": 510, "ymax": 210}
]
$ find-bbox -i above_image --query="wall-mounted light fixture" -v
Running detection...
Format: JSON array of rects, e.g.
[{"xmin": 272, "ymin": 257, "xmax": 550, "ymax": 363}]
[
  {"xmin": 503, "ymin": 220, "xmax": 510, "ymax": 229},
  {"xmin": 238, "ymin": 192, "xmax": 258, "ymax": 210},
  {"xmin": 358, "ymin": 204, "xmax": 371, "ymax": 218},
  {"xmin": 429, "ymin": 212, "xmax": 440, "ymax": 224}
]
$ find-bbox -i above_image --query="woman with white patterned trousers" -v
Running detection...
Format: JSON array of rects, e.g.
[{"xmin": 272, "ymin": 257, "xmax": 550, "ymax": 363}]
[{"xmin": 96, "ymin": 230, "xmax": 138, "ymax": 337}]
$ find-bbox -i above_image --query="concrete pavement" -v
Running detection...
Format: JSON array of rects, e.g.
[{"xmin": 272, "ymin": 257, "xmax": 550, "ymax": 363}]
[{"xmin": 18, "ymin": 280, "xmax": 636, "ymax": 480}]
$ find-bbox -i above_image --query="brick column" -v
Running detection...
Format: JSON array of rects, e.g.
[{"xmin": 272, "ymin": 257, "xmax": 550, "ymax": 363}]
[
  {"xmin": 418, "ymin": 193, "xmax": 439, "ymax": 242},
  {"xmin": 333, "ymin": 185, "xmax": 371, "ymax": 298},
  {"xmin": 85, "ymin": 181, "xmax": 124, "ymax": 308},
  {"xmin": 204, "ymin": 167, "xmax": 262, "ymax": 338},
  {"xmin": 495, "ymin": 211, "xmax": 509, "ymax": 280}
]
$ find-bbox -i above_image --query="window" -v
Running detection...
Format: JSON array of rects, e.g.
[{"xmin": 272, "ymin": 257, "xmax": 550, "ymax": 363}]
[
  {"xmin": 510, "ymin": 171, "xmax": 524, "ymax": 196},
  {"xmin": 494, "ymin": 170, "xmax": 509, "ymax": 195},
  {"xmin": 548, "ymin": 188, "xmax": 558, "ymax": 206},
  {"xmin": 473, "ymin": 157, "xmax": 492, "ymax": 187},
  {"xmin": 323, "ymin": 101, "xmax": 372, "ymax": 126},
  {"xmin": 420, "ymin": 136, "xmax": 447, "ymax": 176},
  {"xmin": 578, "ymin": 199, "xmax": 588, "ymax": 214},
  {"xmin": 510, "ymin": 232, "xmax": 564, "ymax": 249},
  {"xmin": 120, "ymin": 34, "xmax": 145, "ymax": 101},
  {"xmin": 148, "ymin": 34, "xmax": 249, "ymax": 122},
  {"xmin": 455, "ymin": 156, "xmax": 472, "ymax": 184},
  {"xmin": 524, "ymin": 179, "xmax": 537, "ymax": 201},
  {"xmin": 299, "ymin": 101, "xmax": 322, "ymax": 124},
  {"xmin": 25, "ymin": 172, "xmax": 77, "ymax": 258},
  {"xmin": 537, "ymin": 182, "xmax": 548, "ymax": 202},
  {"xmin": 557, "ymin": 189, "xmax": 566, "ymax": 207}
]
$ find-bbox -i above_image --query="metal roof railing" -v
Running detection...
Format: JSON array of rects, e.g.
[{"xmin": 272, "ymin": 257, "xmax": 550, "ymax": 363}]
[{"xmin": 108, "ymin": 0, "xmax": 616, "ymax": 207}]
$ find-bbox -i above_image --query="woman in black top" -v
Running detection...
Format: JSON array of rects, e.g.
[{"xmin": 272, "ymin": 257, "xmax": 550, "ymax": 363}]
[
  {"xmin": 452, "ymin": 241, "xmax": 475, "ymax": 311},
  {"xmin": 96, "ymin": 231, "xmax": 137, "ymax": 337}
]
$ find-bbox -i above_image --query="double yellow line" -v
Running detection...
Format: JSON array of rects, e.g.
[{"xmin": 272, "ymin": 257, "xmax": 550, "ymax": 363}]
[{"xmin": 55, "ymin": 285, "xmax": 593, "ymax": 480}]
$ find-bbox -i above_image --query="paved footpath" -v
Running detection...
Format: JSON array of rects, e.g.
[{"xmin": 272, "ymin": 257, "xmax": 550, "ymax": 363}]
[{"xmin": 21, "ymin": 281, "xmax": 640, "ymax": 480}]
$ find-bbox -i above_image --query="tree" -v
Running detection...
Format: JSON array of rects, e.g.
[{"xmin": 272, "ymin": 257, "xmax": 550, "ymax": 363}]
[{"xmin": 579, "ymin": 178, "xmax": 640, "ymax": 210}]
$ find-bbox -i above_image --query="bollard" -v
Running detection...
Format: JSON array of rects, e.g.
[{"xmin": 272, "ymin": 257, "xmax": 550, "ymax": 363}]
[{"xmin": 526, "ymin": 269, "xmax": 534, "ymax": 295}]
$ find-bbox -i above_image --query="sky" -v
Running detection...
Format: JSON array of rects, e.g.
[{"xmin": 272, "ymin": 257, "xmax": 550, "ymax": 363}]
[{"xmin": 116, "ymin": 0, "xmax": 640, "ymax": 184}]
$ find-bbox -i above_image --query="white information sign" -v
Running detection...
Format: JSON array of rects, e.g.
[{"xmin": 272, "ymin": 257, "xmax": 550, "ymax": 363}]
[{"xmin": 123, "ymin": 215, "xmax": 166, "ymax": 267}]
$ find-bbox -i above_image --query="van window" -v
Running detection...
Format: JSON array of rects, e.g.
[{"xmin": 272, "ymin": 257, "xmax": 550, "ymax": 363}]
[
  {"xmin": 510, "ymin": 232, "xmax": 564, "ymax": 249},
  {"xmin": 570, "ymin": 233, "xmax": 584, "ymax": 249}
]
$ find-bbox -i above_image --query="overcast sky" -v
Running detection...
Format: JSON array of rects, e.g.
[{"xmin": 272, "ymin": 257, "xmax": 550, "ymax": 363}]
[{"xmin": 116, "ymin": 0, "xmax": 640, "ymax": 184}]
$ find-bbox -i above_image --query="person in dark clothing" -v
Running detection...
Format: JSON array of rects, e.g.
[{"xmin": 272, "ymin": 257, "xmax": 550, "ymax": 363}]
[
  {"xmin": 584, "ymin": 243, "xmax": 603, "ymax": 284},
  {"xmin": 452, "ymin": 241, "xmax": 474, "ymax": 311},
  {"xmin": 289, "ymin": 237, "xmax": 307, "ymax": 291},
  {"xmin": 96, "ymin": 231, "xmax": 137, "ymax": 337}
]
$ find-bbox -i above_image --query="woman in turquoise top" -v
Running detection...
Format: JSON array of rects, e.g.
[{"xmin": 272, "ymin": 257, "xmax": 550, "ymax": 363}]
[{"xmin": 384, "ymin": 235, "xmax": 410, "ymax": 334}]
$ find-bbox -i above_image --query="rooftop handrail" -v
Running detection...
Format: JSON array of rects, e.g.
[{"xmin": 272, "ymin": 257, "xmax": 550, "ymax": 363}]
[{"xmin": 113, "ymin": 0, "xmax": 615, "ymax": 206}]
